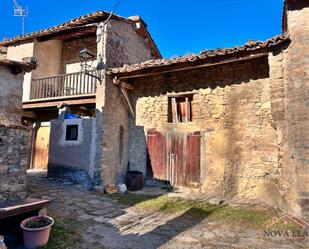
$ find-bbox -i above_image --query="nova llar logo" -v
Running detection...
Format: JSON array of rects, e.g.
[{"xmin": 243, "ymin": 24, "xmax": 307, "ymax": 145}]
[{"xmin": 265, "ymin": 215, "xmax": 309, "ymax": 239}]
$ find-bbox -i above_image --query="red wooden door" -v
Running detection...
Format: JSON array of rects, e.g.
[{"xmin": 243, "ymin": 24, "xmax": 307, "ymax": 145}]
[
  {"xmin": 147, "ymin": 129, "xmax": 201, "ymax": 188},
  {"xmin": 172, "ymin": 132, "xmax": 201, "ymax": 188},
  {"xmin": 147, "ymin": 129, "xmax": 167, "ymax": 180},
  {"xmin": 185, "ymin": 131, "xmax": 201, "ymax": 188}
]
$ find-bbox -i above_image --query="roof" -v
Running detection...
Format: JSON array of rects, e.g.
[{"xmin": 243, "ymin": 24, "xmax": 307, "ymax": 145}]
[
  {"xmin": 0, "ymin": 10, "xmax": 161, "ymax": 58},
  {"xmin": 109, "ymin": 35, "xmax": 290, "ymax": 75},
  {"xmin": 0, "ymin": 10, "xmax": 123, "ymax": 46},
  {"xmin": 0, "ymin": 59, "xmax": 37, "ymax": 72}
]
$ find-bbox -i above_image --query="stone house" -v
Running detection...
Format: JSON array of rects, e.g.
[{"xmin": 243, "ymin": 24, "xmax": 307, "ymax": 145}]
[
  {"xmin": 0, "ymin": 0, "xmax": 308, "ymax": 218},
  {"xmin": 0, "ymin": 11, "xmax": 161, "ymax": 187},
  {"xmin": 108, "ymin": 0, "xmax": 308, "ymax": 218},
  {"xmin": 0, "ymin": 59, "xmax": 36, "ymax": 201}
]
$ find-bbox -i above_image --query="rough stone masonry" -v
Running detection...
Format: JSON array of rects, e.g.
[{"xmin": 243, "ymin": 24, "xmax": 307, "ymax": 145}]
[
  {"xmin": 110, "ymin": 0, "xmax": 309, "ymax": 218},
  {"xmin": 0, "ymin": 65, "xmax": 31, "ymax": 201}
]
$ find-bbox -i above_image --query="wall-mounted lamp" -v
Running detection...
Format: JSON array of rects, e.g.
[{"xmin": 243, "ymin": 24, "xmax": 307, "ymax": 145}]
[
  {"xmin": 78, "ymin": 48, "xmax": 95, "ymax": 72},
  {"xmin": 78, "ymin": 48, "xmax": 106, "ymax": 84}
]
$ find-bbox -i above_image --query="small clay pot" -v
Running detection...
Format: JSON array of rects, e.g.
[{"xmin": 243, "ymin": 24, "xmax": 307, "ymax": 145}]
[{"xmin": 20, "ymin": 215, "xmax": 54, "ymax": 249}]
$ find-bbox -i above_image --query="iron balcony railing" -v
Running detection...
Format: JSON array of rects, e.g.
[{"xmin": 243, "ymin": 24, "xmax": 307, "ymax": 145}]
[{"xmin": 30, "ymin": 70, "xmax": 97, "ymax": 100}]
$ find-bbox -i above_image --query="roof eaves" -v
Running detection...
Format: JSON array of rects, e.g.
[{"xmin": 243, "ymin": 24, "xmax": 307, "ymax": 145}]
[
  {"xmin": 0, "ymin": 10, "xmax": 133, "ymax": 47},
  {"xmin": 108, "ymin": 34, "xmax": 290, "ymax": 75},
  {"xmin": 0, "ymin": 59, "xmax": 37, "ymax": 72}
]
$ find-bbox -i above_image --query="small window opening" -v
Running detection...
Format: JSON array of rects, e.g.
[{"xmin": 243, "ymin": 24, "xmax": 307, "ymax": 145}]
[
  {"xmin": 66, "ymin": 125, "xmax": 78, "ymax": 141},
  {"xmin": 168, "ymin": 95, "xmax": 193, "ymax": 123}
]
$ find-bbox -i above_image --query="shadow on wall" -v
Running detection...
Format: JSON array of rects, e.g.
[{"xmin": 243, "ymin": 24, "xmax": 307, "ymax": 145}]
[{"xmin": 127, "ymin": 57, "xmax": 270, "ymax": 99}]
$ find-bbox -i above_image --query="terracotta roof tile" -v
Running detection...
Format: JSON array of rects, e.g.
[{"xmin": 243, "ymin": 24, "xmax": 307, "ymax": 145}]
[
  {"xmin": 109, "ymin": 35, "xmax": 290, "ymax": 74},
  {"xmin": 0, "ymin": 10, "xmax": 131, "ymax": 46}
]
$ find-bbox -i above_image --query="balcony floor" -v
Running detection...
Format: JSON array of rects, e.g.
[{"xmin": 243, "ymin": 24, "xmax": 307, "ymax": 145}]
[{"xmin": 22, "ymin": 94, "xmax": 96, "ymax": 110}]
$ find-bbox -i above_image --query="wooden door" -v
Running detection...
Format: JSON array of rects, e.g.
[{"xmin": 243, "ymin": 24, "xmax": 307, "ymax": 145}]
[
  {"xmin": 32, "ymin": 125, "xmax": 50, "ymax": 170},
  {"xmin": 147, "ymin": 129, "xmax": 167, "ymax": 180},
  {"xmin": 171, "ymin": 132, "xmax": 201, "ymax": 188},
  {"xmin": 147, "ymin": 130, "xmax": 201, "ymax": 188},
  {"xmin": 184, "ymin": 132, "xmax": 201, "ymax": 188}
]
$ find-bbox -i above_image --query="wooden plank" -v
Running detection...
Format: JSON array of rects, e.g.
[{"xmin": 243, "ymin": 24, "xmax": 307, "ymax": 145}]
[
  {"xmin": 147, "ymin": 130, "xmax": 167, "ymax": 180},
  {"xmin": 172, "ymin": 132, "xmax": 184, "ymax": 186},
  {"xmin": 80, "ymin": 74, "xmax": 87, "ymax": 93},
  {"xmin": 84, "ymin": 74, "xmax": 90, "ymax": 93},
  {"xmin": 38, "ymin": 80, "xmax": 42, "ymax": 99},
  {"xmin": 185, "ymin": 132, "xmax": 201, "ymax": 188},
  {"xmin": 0, "ymin": 198, "xmax": 50, "ymax": 219},
  {"xmin": 171, "ymin": 98, "xmax": 178, "ymax": 123},
  {"xmin": 179, "ymin": 100, "xmax": 187, "ymax": 122},
  {"xmin": 32, "ymin": 126, "xmax": 50, "ymax": 170},
  {"xmin": 75, "ymin": 74, "xmax": 83, "ymax": 94},
  {"xmin": 185, "ymin": 97, "xmax": 189, "ymax": 122},
  {"xmin": 112, "ymin": 77, "xmax": 135, "ymax": 90},
  {"xmin": 23, "ymin": 96, "xmax": 96, "ymax": 109}
]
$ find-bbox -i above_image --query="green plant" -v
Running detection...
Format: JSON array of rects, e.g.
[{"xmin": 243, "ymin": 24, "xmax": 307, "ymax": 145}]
[
  {"xmin": 25, "ymin": 216, "xmax": 52, "ymax": 229},
  {"xmin": 39, "ymin": 222, "xmax": 81, "ymax": 249}
]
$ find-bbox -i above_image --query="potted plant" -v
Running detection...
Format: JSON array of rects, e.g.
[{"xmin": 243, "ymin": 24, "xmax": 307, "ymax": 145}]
[{"xmin": 20, "ymin": 215, "xmax": 54, "ymax": 249}]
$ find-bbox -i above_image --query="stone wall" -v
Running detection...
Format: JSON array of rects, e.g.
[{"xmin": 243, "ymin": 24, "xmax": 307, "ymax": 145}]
[
  {"xmin": 280, "ymin": 1, "xmax": 309, "ymax": 217},
  {"xmin": 96, "ymin": 19, "xmax": 157, "ymax": 185},
  {"xmin": 128, "ymin": 56, "xmax": 283, "ymax": 207},
  {"xmin": 105, "ymin": 20, "xmax": 154, "ymax": 68},
  {"xmin": 0, "ymin": 126, "xmax": 29, "ymax": 201},
  {"xmin": 0, "ymin": 66, "xmax": 24, "ymax": 126},
  {"xmin": 0, "ymin": 66, "xmax": 30, "ymax": 201}
]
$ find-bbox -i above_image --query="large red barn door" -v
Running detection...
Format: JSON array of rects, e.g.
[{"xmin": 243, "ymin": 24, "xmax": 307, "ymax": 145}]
[{"xmin": 147, "ymin": 130, "xmax": 201, "ymax": 188}]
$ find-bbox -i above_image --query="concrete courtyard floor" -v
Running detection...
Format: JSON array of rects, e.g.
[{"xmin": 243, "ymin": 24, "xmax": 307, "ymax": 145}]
[{"xmin": 27, "ymin": 172, "xmax": 308, "ymax": 249}]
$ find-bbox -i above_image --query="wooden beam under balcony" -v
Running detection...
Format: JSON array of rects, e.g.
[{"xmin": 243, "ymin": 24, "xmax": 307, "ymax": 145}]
[{"xmin": 22, "ymin": 94, "xmax": 96, "ymax": 110}]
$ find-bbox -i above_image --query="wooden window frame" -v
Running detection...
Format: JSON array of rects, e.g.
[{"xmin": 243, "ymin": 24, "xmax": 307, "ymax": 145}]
[{"xmin": 168, "ymin": 95, "xmax": 193, "ymax": 123}]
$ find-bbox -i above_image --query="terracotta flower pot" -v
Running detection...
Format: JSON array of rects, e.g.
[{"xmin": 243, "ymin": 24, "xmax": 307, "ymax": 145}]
[{"xmin": 20, "ymin": 215, "xmax": 54, "ymax": 249}]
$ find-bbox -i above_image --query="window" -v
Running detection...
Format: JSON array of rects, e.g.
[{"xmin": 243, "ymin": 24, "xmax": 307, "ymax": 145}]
[
  {"xmin": 66, "ymin": 125, "xmax": 78, "ymax": 141},
  {"xmin": 168, "ymin": 95, "xmax": 193, "ymax": 123}
]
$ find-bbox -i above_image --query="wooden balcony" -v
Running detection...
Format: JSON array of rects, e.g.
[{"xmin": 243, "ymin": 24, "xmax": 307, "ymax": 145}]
[{"xmin": 23, "ymin": 71, "xmax": 97, "ymax": 109}]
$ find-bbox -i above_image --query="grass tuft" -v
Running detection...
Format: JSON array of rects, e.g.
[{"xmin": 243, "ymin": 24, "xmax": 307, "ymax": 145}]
[{"xmin": 39, "ymin": 221, "xmax": 81, "ymax": 249}]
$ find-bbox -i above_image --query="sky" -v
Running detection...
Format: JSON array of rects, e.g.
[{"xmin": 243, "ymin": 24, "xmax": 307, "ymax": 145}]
[{"xmin": 0, "ymin": 0, "xmax": 284, "ymax": 58}]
